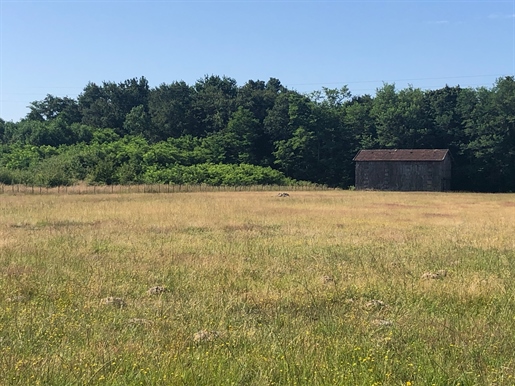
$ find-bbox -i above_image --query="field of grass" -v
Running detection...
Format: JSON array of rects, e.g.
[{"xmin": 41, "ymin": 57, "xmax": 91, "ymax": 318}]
[{"xmin": 1, "ymin": 190, "xmax": 515, "ymax": 385}]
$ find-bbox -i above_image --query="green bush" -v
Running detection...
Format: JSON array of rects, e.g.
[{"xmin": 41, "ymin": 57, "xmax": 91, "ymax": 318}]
[{"xmin": 143, "ymin": 163, "xmax": 292, "ymax": 186}]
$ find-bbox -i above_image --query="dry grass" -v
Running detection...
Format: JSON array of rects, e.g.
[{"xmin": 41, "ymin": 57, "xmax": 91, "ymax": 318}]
[{"xmin": 1, "ymin": 190, "xmax": 515, "ymax": 385}]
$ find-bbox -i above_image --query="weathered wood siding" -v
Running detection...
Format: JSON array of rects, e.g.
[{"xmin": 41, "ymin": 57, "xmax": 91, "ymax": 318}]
[{"xmin": 355, "ymin": 158, "xmax": 451, "ymax": 191}]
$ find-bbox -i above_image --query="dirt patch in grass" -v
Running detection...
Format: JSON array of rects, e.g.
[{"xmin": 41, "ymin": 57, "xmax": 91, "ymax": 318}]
[
  {"xmin": 1, "ymin": 264, "xmax": 34, "ymax": 277},
  {"xmin": 223, "ymin": 223, "xmax": 280, "ymax": 234},
  {"xmin": 422, "ymin": 213, "xmax": 455, "ymax": 218}
]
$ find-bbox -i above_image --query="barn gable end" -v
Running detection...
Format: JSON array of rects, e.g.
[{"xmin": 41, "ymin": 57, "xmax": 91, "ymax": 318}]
[{"xmin": 353, "ymin": 149, "xmax": 451, "ymax": 191}]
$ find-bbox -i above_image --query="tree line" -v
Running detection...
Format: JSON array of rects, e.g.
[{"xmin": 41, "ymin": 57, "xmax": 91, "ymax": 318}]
[{"xmin": 1, "ymin": 75, "xmax": 514, "ymax": 191}]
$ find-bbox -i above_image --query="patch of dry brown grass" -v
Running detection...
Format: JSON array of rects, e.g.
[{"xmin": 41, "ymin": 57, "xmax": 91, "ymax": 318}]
[{"xmin": 2, "ymin": 190, "xmax": 515, "ymax": 385}]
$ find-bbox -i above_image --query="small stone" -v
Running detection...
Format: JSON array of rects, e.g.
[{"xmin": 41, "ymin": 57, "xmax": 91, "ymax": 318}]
[
  {"xmin": 421, "ymin": 270, "xmax": 447, "ymax": 280},
  {"xmin": 100, "ymin": 296, "xmax": 125, "ymax": 308},
  {"xmin": 372, "ymin": 319, "xmax": 393, "ymax": 327},
  {"xmin": 365, "ymin": 299, "xmax": 386, "ymax": 309},
  {"xmin": 321, "ymin": 275, "xmax": 335, "ymax": 284},
  {"xmin": 193, "ymin": 330, "xmax": 220, "ymax": 343},
  {"xmin": 147, "ymin": 286, "xmax": 167, "ymax": 295},
  {"xmin": 127, "ymin": 318, "xmax": 152, "ymax": 325}
]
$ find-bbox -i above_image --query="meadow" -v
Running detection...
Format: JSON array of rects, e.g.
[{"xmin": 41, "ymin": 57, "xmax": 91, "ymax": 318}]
[{"xmin": 1, "ymin": 190, "xmax": 515, "ymax": 385}]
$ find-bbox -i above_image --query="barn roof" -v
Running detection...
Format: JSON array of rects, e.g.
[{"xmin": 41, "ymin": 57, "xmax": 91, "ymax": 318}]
[{"xmin": 353, "ymin": 149, "xmax": 449, "ymax": 162}]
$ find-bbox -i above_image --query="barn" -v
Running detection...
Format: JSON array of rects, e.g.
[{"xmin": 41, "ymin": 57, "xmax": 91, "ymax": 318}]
[{"xmin": 353, "ymin": 149, "xmax": 452, "ymax": 191}]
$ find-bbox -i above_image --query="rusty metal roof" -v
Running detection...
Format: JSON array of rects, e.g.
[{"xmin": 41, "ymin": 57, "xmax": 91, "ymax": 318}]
[{"xmin": 353, "ymin": 149, "xmax": 449, "ymax": 162}]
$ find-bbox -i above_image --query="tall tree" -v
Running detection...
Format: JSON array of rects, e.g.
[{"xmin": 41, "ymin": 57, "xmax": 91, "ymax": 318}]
[
  {"xmin": 148, "ymin": 81, "xmax": 195, "ymax": 140},
  {"xmin": 123, "ymin": 105, "xmax": 151, "ymax": 137},
  {"xmin": 236, "ymin": 78, "xmax": 284, "ymax": 164},
  {"xmin": 274, "ymin": 126, "xmax": 317, "ymax": 181},
  {"xmin": 222, "ymin": 107, "xmax": 260, "ymax": 164},
  {"xmin": 26, "ymin": 94, "xmax": 81, "ymax": 124},
  {"xmin": 78, "ymin": 77, "xmax": 150, "ymax": 134},
  {"xmin": 372, "ymin": 84, "xmax": 432, "ymax": 148},
  {"xmin": 0, "ymin": 118, "xmax": 5, "ymax": 143},
  {"xmin": 425, "ymin": 86, "xmax": 464, "ymax": 148},
  {"xmin": 344, "ymin": 94, "xmax": 377, "ymax": 149},
  {"xmin": 192, "ymin": 75, "xmax": 238, "ymax": 135},
  {"xmin": 460, "ymin": 77, "xmax": 515, "ymax": 191}
]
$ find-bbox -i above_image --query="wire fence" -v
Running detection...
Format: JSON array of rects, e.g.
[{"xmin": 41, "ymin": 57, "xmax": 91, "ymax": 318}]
[{"xmin": 0, "ymin": 183, "xmax": 329, "ymax": 196}]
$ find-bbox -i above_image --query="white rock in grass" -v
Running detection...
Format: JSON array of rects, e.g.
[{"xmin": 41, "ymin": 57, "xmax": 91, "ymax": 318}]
[
  {"xmin": 365, "ymin": 299, "xmax": 386, "ymax": 310},
  {"xmin": 127, "ymin": 318, "xmax": 152, "ymax": 325},
  {"xmin": 100, "ymin": 296, "xmax": 125, "ymax": 308},
  {"xmin": 421, "ymin": 270, "xmax": 447, "ymax": 280},
  {"xmin": 193, "ymin": 330, "xmax": 221, "ymax": 343},
  {"xmin": 147, "ymin": 285, "xmax": 167, "ymax": 295},
  {"xmin": 372, "ymin": 319, "xmax": 393, "ymax": 327}
]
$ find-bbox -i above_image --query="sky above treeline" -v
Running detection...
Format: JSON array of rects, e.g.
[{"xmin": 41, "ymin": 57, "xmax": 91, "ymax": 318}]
[{"xmin": 1, "ymin": 0, "xmax": 514, "ymax": 122}]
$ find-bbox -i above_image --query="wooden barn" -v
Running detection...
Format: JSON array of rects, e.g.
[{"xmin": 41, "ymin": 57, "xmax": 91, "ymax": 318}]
[{"xmin": 353, "ymin": 149, "xmax": 452, "ymax": 191}]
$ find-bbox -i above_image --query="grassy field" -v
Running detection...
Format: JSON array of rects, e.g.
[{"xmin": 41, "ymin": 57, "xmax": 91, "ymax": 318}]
[{"xmin": 1, "ymin": 190, "xmax": 515, "ymax": 385}]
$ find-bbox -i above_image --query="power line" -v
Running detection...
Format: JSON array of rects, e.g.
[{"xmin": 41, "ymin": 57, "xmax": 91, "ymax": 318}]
[
  {"xmin": 1, "ymin": 73, "xmax": 507, "ymax": 94},
  {"xmin": 286, "ymin": 74, "xmax": 507, "ymax": 87}
]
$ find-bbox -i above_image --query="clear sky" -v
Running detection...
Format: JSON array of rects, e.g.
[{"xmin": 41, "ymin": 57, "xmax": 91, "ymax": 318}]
[{"xmin": 1, "ymin": 0, "xmax": 514, "ymax": 122}]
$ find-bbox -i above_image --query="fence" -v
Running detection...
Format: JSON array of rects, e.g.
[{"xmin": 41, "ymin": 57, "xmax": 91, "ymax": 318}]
[{"xmin": 0, "ymin": 183, "xmax": 329, "ymax": 196}]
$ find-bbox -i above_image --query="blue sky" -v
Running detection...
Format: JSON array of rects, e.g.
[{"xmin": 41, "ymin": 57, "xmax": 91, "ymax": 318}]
[{"xmin": 1, "ymin": 0, "xmax": 514, "ymax": 122}]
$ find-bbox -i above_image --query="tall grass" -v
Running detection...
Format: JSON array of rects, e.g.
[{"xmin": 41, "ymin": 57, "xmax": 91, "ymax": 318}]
[
  {"xmin": 1, "ymin": 191, "xmax": 515, "ymax": 385},
  {"xmin": 0, "ymin": 183, "xmax": 328, "ymax": 195}
]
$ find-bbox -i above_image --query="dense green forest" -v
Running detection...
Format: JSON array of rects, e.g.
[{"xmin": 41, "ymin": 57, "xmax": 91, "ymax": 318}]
[{"xmin": 1, "ymin": 75, "xmax": 514, "ymax": 191}]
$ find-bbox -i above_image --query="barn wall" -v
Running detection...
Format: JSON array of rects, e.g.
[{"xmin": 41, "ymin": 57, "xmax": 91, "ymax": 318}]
[
  {"xmin": 440, "ymin": 156, "xmax": 452, "ymax": 191},
  {"xmin": 355, "ymin": 159, "xmax": 451, "ymax": 191}
]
